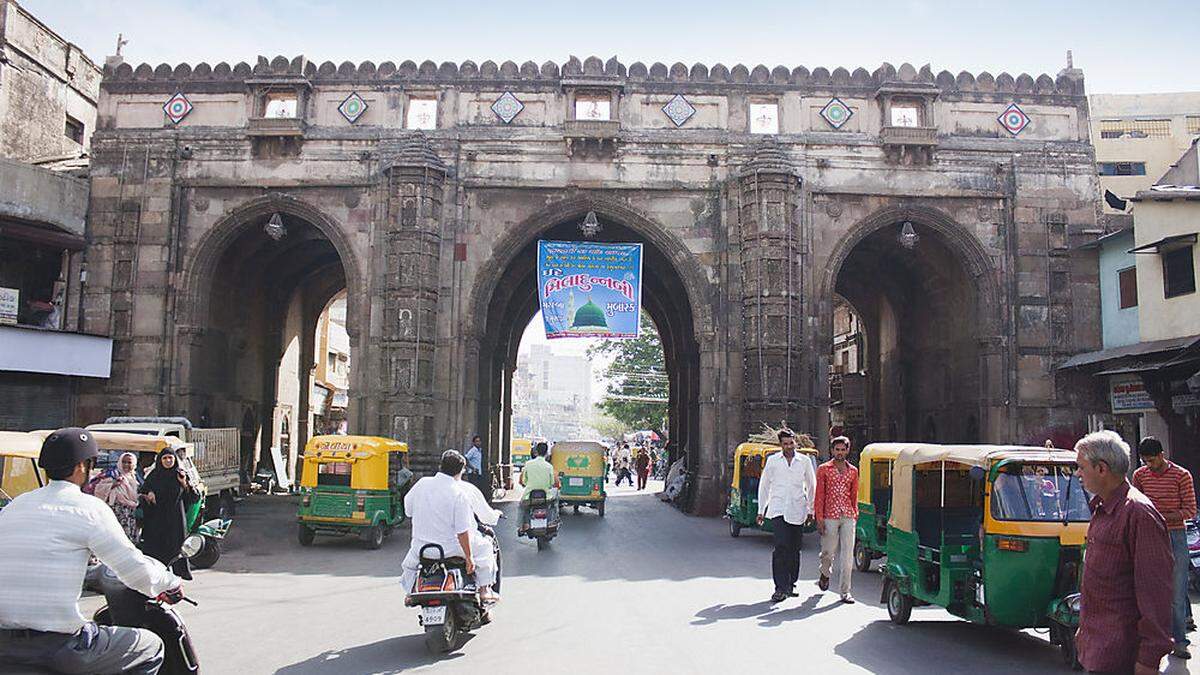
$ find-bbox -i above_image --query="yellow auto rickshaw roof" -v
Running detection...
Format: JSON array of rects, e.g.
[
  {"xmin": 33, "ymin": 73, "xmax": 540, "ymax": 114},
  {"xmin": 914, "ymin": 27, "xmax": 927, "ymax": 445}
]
[
  {"xmin": 0, "ymin": 431, "xmax": 45, "ymax": 459},
  {"xmin": 550, "ymin": 440, "xmax": 606, "ymax": 454},
  {"xmin": 304, "ymin": 435, "xmax": 407, "ymax": 456},
  {"xmin": 31, "ymin": 430, "xmax": 189, "ymax": 454},
  {"xmin": 858, "ymin": 443, "xmax": 908, "ymax": 462}
]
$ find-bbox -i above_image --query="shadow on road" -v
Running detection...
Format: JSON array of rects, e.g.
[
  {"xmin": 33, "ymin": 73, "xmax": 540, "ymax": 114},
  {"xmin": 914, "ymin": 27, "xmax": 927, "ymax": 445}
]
[
  {"xmin": 834, "ymin": 619, "xmax": 1063, "ymax": 673},
  {"xmin": 274, "ymin": 633, "xmax": 470, "ymax": 674}
]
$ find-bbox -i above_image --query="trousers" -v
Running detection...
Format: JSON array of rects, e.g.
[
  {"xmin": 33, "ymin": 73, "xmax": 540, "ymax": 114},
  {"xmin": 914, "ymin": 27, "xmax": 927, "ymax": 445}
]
[
  {"xmin": 0, "ymin": 623, "xmax": 164, "ymax": 675},
  {"xmin": 1169, "ymin": 528, "xmax": 1190, "ymax": 645},
  {"xmin": 819, "ymin": 517, "xmax": 857, "ymax": 595},
  {"xmin": 771, "ymin": 516, "xmax": 804, "ymax": 594}
]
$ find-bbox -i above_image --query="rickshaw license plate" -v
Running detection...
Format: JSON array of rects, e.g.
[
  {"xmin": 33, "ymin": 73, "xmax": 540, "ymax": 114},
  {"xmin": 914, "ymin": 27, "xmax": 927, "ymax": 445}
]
[
  {"xmin": 532, "ymin": 517, "xmax": 547, "ymax": 528},
  {"xmin": 568, "ymin": 477, "xmax": 584, "ymax": 487},
  {"xmin": 421, "ymin": 606, "xmax": 446, "ymax": 625}
]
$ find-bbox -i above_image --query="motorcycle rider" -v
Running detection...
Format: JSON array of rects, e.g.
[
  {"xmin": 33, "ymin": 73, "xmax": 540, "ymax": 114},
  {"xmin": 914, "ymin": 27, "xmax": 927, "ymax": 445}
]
[
  {"xmin": 455, "ymin": 466, "xmax": 502, "ymax": 602},
  {"xmin": 518, "ymin": 441, "xmax": 560, "ymax": 532},
  {"xmin": 0, "ymin": 428, "xmax": 185, "ymax": 674},
  {"xmin": 400, "ymin": 450, "xmax": 477, "ymax": 599}
]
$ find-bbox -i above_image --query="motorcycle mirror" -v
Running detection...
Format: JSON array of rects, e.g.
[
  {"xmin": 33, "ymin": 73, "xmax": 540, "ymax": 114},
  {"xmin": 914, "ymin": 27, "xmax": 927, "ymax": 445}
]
[{"xmin": 181, "ymin": 534, "xmax": 204, "ymax": 559}]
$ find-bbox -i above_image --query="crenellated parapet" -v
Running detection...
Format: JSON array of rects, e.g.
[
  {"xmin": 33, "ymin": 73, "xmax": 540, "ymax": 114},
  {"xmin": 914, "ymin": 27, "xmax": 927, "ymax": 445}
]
[{"xmin": 103, "ymin": 54, "xmax": 1084, "ymax": 98}]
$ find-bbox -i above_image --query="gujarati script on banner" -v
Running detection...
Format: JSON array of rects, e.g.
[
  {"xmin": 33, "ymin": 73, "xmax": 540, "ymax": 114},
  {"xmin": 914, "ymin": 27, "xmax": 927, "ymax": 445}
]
[{"xmin": 536, "ymin": 240, "xmax": 643, "ymax": 339}]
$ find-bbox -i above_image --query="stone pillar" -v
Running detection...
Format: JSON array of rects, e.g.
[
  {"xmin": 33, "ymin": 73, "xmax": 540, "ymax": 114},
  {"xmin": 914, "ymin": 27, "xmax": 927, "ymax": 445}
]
[
  {"xmin": 376, "ymin": 135, "xmax": 445, "ymax": 474},
  {"xmin": 734, "ymin": 142, "xmax": 808, "ymax": 437}
]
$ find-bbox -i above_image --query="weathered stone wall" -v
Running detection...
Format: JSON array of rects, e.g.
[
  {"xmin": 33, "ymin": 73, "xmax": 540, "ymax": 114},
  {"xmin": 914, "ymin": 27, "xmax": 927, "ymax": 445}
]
[{"xmin": 80, "ymin": 54, "xmax": 1101, "ymax": 513}]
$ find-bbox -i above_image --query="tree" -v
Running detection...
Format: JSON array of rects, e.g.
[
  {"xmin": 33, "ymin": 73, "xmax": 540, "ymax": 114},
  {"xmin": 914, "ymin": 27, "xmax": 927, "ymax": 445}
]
[
  {"xmin": 587, "ymin": 312, "xmax": 668, "ymax": 432},
  {"xmin": 589, "ymin": 413, "xmax": 626, "ymax": 442}
]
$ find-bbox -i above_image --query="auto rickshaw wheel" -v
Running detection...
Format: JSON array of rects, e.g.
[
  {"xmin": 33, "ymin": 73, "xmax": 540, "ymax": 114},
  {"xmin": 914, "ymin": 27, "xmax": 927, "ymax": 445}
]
[
  {"xmin": 597, "ymin": 501, "xmax": 605, "ymax": 517},
  {"xmin": 730, "ymin": 518, "xmax": 741, "ymax": 537},
  {"xmin": 364, "ymin": 525, "xmax": 384, "ymax": 550},
  {"xmin": 297, "ymin": 524, "xmax": 315, "ymax": 546},
  {"xmin": 190, "ymin": 537, "xmax": 221, "ymax": 569},
  {"xmin": 854, "ymin": 542, "xmax": 871, "ymax": 572},
  {"xmin": 573, "ymin": 505, "xmax": 580, "ymax": 514},
  {"xmin": 886, "ymin": 583, "xmax": 912, "ymax": 624},
  {"xmin": 1059, "ymin": 630, "xmax": 1081, "ymax": 670}
]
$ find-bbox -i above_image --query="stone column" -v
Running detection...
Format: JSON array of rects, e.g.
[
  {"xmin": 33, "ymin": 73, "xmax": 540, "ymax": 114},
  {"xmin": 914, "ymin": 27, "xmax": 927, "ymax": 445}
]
[{"xmin": 376, "ymin": 135, "xmax": 445, "ymax": 474}]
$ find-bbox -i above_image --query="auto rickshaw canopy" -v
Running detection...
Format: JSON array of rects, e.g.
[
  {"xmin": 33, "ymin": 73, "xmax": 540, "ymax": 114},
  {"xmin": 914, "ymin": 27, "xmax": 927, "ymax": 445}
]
[
  {"xmin": 549, "ymin": 441, "xmax": 606, "ymax": 477},
  {"xmin": 0, "ymin": 432, "xmax": 48, "ymax": 502},
  {"xmin": 856, "ymin": 443, "xmax": 906, "ymax": 503},
  {"xmin": 300, "ymin": 435, "xmax": 407, "ymax": 490},
  {"xmin": 887, "ymin": 444, "xmax": 1078, "ymax": 533},
  {"xmin": 730, "ymin": 442, "xmax": 818, "ymax": 487}
]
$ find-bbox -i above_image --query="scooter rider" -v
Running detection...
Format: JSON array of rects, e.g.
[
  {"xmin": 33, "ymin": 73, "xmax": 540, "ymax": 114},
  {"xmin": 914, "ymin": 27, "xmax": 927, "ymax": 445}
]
[
  {"xmin": 0, "ymin": 428, "xmax": 185, "ymax": 674},
  {"xmin": 518, "ymin": 442, "xmax": 560, "ymax": 531}
]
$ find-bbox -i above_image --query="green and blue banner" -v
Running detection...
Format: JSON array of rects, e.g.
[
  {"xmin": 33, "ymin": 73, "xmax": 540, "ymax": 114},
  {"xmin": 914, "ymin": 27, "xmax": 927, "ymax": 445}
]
[{"xmin": 536, "ymin": 240, "xmax": 643, "ymax": 339}]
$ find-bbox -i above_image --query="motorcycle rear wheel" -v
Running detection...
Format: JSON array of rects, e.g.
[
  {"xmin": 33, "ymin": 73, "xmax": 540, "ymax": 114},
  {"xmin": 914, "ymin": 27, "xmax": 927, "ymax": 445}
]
[{"xmin": 424, "ymin": 610, "xmax": 459, "ymax": 653}]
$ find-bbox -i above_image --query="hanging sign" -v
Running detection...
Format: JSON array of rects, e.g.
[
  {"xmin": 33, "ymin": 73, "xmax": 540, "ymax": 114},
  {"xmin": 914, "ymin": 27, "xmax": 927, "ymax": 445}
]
[
  {"xmin": 0, "ymin": 287, "xmax": 18, "ymax": 325},
  {"xmin": 1109, "ymin": 375, "xmax": 1155, "ymax": 413},
  {"xmin": 536, "ymin": 240, "xmax": 642, "ymax": 339}
]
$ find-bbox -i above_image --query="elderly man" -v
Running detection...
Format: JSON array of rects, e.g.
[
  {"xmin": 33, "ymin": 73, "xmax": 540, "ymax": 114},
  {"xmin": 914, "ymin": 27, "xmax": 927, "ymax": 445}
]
[
  {"xmin": 757, "ymin": 429, "xmax": 816, "ymax": 603},
  {"xmin": 400, "ymin": 450, "xmax": 476, "ymax": 599},
  {"xmin": 1073, "ymin": 430, "xmax": 1174, "ymax": 674}
]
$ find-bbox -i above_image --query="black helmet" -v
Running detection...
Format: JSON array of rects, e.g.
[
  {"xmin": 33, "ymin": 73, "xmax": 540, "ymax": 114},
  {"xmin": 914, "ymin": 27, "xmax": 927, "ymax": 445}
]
[{"xmin": 38, "ymin": 427, "xmax": 100, "ymax": 471}]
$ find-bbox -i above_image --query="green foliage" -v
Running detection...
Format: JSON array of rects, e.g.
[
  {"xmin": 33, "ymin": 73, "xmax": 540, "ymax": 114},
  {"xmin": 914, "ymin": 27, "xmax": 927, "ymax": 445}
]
[{"xmin": 586, "ymin": 312, "xmax": 668, "ymax": 433}]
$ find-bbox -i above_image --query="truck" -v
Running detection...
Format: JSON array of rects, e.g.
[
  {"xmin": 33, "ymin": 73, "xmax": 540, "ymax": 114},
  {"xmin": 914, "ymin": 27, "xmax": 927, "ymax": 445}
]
[{"xmin": 86, "ymin": 416, "xmax": 240, "ymax": 516}]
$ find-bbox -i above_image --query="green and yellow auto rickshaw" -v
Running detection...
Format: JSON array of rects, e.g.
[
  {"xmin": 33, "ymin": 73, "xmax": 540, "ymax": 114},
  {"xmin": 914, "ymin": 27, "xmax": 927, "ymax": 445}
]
[
  {"xmin": 726, "ymin": 442, "xmax": 819, "ymax": 539},
  {"xmin": 880, "ymin": 444, "xmax": 1090, "ymax": 668},
  {"xmin": 0, "ymin": 432, "xmax": 47, "ymax": 511},
  {"xmin": 853, "ymin": 443, "xmax": 904, "ymax": 571},
  {"xmin": 297, "ymin": 435, "xmax": 413, "ymax": 549},
  {"xmin": 511, "ymin": 438, "xmax": 532, "ymax": 469},
  {"xmin": 549, "ymin": 440, "xmax": 606, "ymax": 516}
]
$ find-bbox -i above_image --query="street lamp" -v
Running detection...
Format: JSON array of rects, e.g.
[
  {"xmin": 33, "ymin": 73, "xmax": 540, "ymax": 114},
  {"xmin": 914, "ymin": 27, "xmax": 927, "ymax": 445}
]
[
  {"xmin": 264, "ymin": 213, "xmax": 287, "ymax": 241},
  {"xmin": 898, "ymin": 220, "xmax": 919, "ymax": 250}
]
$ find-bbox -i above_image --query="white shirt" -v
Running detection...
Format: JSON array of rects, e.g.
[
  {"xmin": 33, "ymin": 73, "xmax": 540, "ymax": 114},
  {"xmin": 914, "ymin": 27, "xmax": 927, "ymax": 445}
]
[
  {"xmin": 757, "ymin": 451, "xmax": 817, "ymax": 525},
  {"xmin": 403, "ymin": 474, "xmax": 474, "ymax": 559},
  {"xmin": 0, "ymin": 481, "xmax": 181, "ymax": 633}
]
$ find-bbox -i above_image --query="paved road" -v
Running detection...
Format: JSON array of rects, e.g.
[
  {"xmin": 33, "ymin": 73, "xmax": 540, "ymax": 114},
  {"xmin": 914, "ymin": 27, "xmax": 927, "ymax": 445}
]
[{"xmin": 94, "ymin": 483, "xmax": 1196, "ymax": 674}]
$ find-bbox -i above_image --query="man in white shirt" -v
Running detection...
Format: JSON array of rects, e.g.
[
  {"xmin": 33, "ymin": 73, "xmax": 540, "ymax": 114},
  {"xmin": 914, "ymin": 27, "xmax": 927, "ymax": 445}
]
[
  {"xmin": 0, "ymin": 428, "xmax": 184, "ymax": 674},
  {"xmin": 400, "ymin": 450, "xmax": 477, "ymax": 597},
  {"xmin": 757, "ymin": 429, "xmax": 817, "ymax": 603},
  {"xmin": 456, "ymin": 472, "xmax": 502, "ymax": 601}
]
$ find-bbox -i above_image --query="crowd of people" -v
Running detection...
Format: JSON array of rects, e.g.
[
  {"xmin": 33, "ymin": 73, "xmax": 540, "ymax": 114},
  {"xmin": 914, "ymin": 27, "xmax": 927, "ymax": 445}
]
[{"xmin": 606, "ymin": 442, "xmax": 664, "ymax": 490}]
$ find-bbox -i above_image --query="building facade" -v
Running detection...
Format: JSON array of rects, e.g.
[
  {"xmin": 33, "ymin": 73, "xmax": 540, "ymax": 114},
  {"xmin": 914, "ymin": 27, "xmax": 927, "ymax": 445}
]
[
  {"xmin": 513, "ymin": 343, "xmax": 593, "ymax": 443},
  {"xmin": 81, "ymin": 54, "xmax": 1102, "ymax": 513}
]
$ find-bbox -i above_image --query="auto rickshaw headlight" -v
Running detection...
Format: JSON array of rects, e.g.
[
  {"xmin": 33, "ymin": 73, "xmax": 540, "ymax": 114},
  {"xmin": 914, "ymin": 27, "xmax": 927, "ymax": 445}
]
[{"xmin": 1066, "ymin": 594, "xmax": 1082, "ymax": 613}]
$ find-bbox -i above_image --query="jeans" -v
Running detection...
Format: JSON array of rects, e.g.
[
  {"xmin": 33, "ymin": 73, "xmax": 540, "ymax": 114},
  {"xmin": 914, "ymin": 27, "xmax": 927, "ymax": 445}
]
[
  {"xmin": 0, "ymin": 624, "xmax": 164, "ymax": 675},
  {"xmin": 771, "ymin": 516, "xmax": 804, "ymax": 594},
  {"xmin": 1170, "ymin": 528, "xmax": 1190, "ymax": 645},
  {"xmin": 819, "ymin": 517, "xmax": 857, "ymax": 595}
]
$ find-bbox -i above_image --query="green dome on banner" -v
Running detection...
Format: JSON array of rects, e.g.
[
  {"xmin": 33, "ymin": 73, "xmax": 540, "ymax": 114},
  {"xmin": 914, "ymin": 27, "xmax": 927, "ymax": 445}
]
[{"xmin": 572, "ymin": 298, "xmax": 608, "ymax": 329}]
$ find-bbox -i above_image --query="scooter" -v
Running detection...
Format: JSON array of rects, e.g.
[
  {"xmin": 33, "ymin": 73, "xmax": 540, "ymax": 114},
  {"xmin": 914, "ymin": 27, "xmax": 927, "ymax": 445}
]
[
  {"xmin": 1187, "ymin": 518, "xmax": 1200, "ymax": 593},
  {"xmin": 188, "ymin": 518, "xmax": 231, "ymax": 570},
  {"xmin": 90, "ymin": 535, "xmax": 204, "ymax": 674},
  {"xmin": 405, "ymin": 543, "xmax": 493, "ymax": 654},
  {"xmin": 519, "ymin": 489, "xmax": 560, "ymax": 551}
]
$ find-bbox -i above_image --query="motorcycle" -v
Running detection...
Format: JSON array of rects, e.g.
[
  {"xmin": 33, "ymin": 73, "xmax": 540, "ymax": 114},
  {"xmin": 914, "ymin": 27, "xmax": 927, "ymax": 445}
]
[
  {"xmin": 188, "ymin": 518, "xmax": 231, "ymax": 570},
  {"xmin": 520, "ymin": 489, "xmax": 559, "ymax": 551},
  {"xmin": 90, "ymin": 535, "xmax": 204, "ymax": 674},
  {"xmin": 405, "ymin": 542, "xmax": 494, "ymax": 654},
  {"xmin": 1187, "ymin": 518, "xmax": 1200, "ymax": 593}
]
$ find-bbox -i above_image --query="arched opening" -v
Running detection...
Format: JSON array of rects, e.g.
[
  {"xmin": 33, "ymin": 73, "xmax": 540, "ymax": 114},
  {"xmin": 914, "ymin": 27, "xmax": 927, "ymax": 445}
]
[
  {"xmin": 829, "ymin": 215, "xmax": 988, "ymax": 446},
  {"xmin": 473, "ymin": 209, "xmax": 701, "ymax": 506},
  {"xmin": 186, "ymin": 208, "xmax": 355, "ymax": 486}
]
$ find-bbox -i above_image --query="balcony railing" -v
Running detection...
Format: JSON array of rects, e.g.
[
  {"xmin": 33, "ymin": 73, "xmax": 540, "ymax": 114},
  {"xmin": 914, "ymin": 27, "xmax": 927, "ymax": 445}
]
[
  {"xmin": 563, "ymin": 119, "xmax": 620, "ymax": 139},
  {"xmin": 880, "ymin": 125, "xmax": 938, "ymax": 146},
  {"xmin": 247, "ymin": 117, "xmax": 306, "ymax": 137}
]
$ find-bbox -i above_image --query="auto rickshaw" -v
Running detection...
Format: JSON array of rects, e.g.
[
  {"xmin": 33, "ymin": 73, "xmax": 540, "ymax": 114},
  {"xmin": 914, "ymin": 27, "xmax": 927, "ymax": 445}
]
[
  {"xmin": 726, "ymin": 442, "xmax": 819, "ymax": 539},
  {"xmin": 511, "ymin": 438, "xmax": 532, "ymax": 469},
  {"xmin": 297, "ymin": 435, "xmax": 414, "ymax": 549},
  {"xmin": 880, "ymin": 444, "xmax": 1090, "ymax": 668},
  {"xmin": 0, "ymin": 431, "xmax": 47, "ymax": 510},
  {"xmin": 549, "ymin": 440, "xmax": 606, "ymax": 516},
  {"xmin": 853, "ymin": 443, "xmax": 905, "ymax": 571}
]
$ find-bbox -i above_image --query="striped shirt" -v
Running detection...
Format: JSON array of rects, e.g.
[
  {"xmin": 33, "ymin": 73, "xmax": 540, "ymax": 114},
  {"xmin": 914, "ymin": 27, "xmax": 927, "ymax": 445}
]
[
  {"xmin": 1132, "ymin": 461, "xmax": 1197, "ymax": 530},
  {"xmin": 0, "ymin": 481, "xmax": 180, "ymax": 633}
]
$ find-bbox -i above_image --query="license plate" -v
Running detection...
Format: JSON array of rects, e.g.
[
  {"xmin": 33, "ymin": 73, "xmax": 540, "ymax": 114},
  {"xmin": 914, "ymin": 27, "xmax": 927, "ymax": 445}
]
[
  {"xmin": 421, "ymin": 606, "xmax": 446, "ymax": 625},
  {"xmin": 568, "ymin": 477, "xmax": 584, "ymax": 487},
  {"xmin": 532, "ymin": 518, "xmax": 547, "ymax": 528}
]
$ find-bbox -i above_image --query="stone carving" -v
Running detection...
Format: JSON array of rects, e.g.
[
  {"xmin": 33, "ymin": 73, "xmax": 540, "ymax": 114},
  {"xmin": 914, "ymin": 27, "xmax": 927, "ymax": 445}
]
[
  {"xmin": 490, "ymin": 92, "xmax": 524, "ymax": 124},
  {"xmin": 819, "ymin": 97, "xmax": 853, "ymax": 129},
  {"xmin": 337, "ymin": 91, "xmax": 368, "ymax": 123},
  {"xmin": 661, "ymin": 94, "xmax": 696, "ymax": 127}
]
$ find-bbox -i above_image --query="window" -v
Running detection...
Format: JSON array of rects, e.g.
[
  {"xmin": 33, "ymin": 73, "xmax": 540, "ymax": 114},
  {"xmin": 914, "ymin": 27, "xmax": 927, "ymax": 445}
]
[
  {"xmin": 749, "ymin": 103, "xmax": 779, "ymax": 134},
  {"xmin": 1098, "ymin": 162, "xmax": 1147, "ymax": 176},
  {"xmin": 1188, "ymin": 116, "xmax": 1200, "ymax": 135},
  {"xmin": 574, "ymin": 94, "xmax": 610, "ymax": 121},
  {"xmin": 327, "ymin": 352, "xmax": 337, "ymax": 373},
  {"xmin": 890, "ymin": 103, "xmax": 921, "ymax": 128},
  {"xmin": 64, "ymin": 115, "xmax": 85, "ymax": 144},
  {"xmin": 406, "ymin": 97, "xmax": 437, "ymax": 130},
  {"xmin": 1099, "ymin": 119, "xmax": 1170, "ymax": 139},
  {"xmin": 1162, "ymin": 245, "xmax": 1196, "ymax": 298},
  {"xmin": 263, "ymin": 92, "xmax": 298, "ymax": 118},
  {"xmin": 990, "ymin": 464, "xmax": 1090, "ymax": 522},
  {"xmin": 1118, "ymin": 266, "xmax": 1138, "ymax": 309}
]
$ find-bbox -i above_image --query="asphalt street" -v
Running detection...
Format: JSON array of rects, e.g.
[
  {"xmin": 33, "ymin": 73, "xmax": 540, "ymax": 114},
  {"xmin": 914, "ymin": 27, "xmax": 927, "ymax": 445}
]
[{"xmin": 83, "ymin": 482, "xmax": 1198, "ymax": 675}]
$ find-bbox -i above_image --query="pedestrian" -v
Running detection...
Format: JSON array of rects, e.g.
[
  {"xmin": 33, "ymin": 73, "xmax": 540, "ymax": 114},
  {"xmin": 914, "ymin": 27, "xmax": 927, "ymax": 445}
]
[
  {"xmin": 465, "ymin": 435, "xmax": 486, "ymax": 497},
  {"xmin": 616, "ymin": 456, "xmax": 633, "ymax": 487},
  {"xmin": 174, "ymin": 444, "xmax": 205, "ymax": 532},
  {"xmin": 1073, "ymin": 430, "xmax": 1174, "ymax": 674},
  {"xmin": 1132, "ymin": 436, "xmax": 1196, "ymax": 660},
  {"xmin": 815, "ymin": 435, "xmax": 859, "ymax": 604},
  {"xmin": 757, "ymin": 429, "xmax": 816, "ymax": 603},
  {"xmin": 92, "ymin": 452, "xmax": 141, "ymax": 543},
  {"xmin": 139, "ymin": 447, "xmax": 201, "ymax": 580},
  {"xmin": 635, "ymin": 447, "xmax": 651, "ymax": 490},
  {"xmin": 0, "ymin": 428, "xmax": 183, "ymax": 674}
]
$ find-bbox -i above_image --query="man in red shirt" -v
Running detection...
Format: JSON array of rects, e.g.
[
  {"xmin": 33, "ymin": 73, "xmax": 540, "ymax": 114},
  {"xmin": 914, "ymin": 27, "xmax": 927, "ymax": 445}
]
[
  {"xmin": 1132, "ymin": 436, "xmax": 1196, "ymax": 660},
  {"xmin": 814, "ymin": 435, "xmax": 859, "ymax": 603},
  {"xmin": 1074, "ymin": 430, "xmax": 1174, "ymax": 674}
]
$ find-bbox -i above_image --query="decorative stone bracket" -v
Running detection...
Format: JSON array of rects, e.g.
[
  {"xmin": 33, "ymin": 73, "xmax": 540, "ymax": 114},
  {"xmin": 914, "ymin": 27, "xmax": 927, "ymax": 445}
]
[{"xmin": 564, "ymin": 120, "xmax": 621, "ymax": 158}]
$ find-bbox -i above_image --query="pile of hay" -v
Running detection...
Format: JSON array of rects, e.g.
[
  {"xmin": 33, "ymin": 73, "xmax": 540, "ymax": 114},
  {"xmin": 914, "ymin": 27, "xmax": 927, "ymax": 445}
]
[{"xmin": 747, "ymin": 421, "xmax": 815, "ymax": 449}]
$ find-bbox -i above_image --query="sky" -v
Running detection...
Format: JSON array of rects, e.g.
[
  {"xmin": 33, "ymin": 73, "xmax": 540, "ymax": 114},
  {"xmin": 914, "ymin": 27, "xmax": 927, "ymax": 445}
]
[{"xmin": 24, "ymin": 0, "xmax": 1200, "ymax": 94}]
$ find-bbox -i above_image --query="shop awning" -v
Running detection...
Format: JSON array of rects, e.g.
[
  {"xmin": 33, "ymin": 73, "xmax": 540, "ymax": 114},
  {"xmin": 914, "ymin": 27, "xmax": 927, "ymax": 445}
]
[
  {"xmin": 1059, "ymin": 335, "xmax": 1200, "ymax": 370},
  {"xmin": 1128, "ymin": 233, "xmax": 1197, "ymax": 254}
]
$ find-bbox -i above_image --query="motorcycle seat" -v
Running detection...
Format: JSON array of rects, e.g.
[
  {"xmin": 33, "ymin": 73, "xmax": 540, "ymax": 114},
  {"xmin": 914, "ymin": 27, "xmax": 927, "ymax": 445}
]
[{"xmin": 421, "ymin": 555, "xmax": 467, "ymax": 569}]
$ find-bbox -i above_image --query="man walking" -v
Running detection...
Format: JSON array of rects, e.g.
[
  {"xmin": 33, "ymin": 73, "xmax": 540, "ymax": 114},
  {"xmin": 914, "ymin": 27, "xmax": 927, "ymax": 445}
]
[
  {"xmin": 464, "ymin": 435, "xmax": 486, "ymax": 498},
  {"xmin": 1073, "ymin": 430, "xmax": 1174, "ymax": 674},
  {"xmin": 757, "ymin": 429, "xmax": 816, "ymax": 603},
  {"xmin": 635, "ymin": 446, "xmax": 651, "ymax": 490},
  {"xmin": 1132, "ymin": 437, "xmax": 1196, "ymax": 660},
  {"xmin": 815, "ymin": 436, "xmax": 859, "ymax": 604}
]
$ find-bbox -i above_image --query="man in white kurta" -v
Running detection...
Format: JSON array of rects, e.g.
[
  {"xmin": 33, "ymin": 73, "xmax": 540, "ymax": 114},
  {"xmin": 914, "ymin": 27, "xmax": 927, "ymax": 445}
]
[
  {"xmin": 400, "ymin": 452, "xmax": 476, "ymax": 596},
  {"xmin": 756, "ymin": 430, "xmax": 817, "ymax": 602}
]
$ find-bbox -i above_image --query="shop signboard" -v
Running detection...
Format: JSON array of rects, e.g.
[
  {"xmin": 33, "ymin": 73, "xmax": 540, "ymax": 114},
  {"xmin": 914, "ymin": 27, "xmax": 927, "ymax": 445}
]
[
  {"xmin": 536, "ymin": 240, "xmax": 643, "ymax": 339},
  {"xmin": 0, "ymin": 287, "xmax": 18, "ymax": 325},
  {"xmin": 1109, "ymin": 375, "xmax": 1155, "ymax": 413}
]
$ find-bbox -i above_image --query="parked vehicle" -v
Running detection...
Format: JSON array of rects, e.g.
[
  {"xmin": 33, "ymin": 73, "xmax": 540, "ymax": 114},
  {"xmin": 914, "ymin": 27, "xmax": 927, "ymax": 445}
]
[
  {"xmin": 0, "ymin": 431, "xmax": 46, "ymax": 511},
  {"xmin": 296, "ymin": 435, "xmax": 413, "ymax": 549},
  {"xmin": 1187, "ymin": 518, "xmax": 1200, "ymax": 593},
  {"xmin": 405, "ymin": 543, "xmax": 494, "ymax": 654},
  {"xmin": 549, "ymin": 440, "xmax": 606, "ymax": 516},
  {"xmin": 854, "ymin": 443, "xmax": 904, "ymax": 571},
  {"xmin": 880, "ymin": 444, "xmax": 1089, "ymax": 669},
  {"xmin": 726, "ymin": 442, "xmax": 818, "ymax": 540},
  {"xmin": 510, "ymin": 438, "xmax": 531, "ymax": 469}
]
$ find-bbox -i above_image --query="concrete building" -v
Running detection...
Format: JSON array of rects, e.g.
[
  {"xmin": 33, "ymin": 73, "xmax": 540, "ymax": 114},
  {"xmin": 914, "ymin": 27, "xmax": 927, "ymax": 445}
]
[
  {"xmin": 0, "ymin": 1, "xmax": 106, "ymax": 431},
  {"xmin": 81, "ymin": 53, "xmax": 1103, "ymax": 513},
  {"xmin": 1089, "ymin": 92, "xmax": 1200, "ymax": 213},
  {"xmin": 513, "ymin": 343, "xmax": 592, "ymax": 442}
]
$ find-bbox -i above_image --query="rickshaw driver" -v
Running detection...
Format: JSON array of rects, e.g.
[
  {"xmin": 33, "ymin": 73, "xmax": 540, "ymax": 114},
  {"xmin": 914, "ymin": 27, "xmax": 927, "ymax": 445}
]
[
  {"xmin": 400, "ymin": 451, "xmax": 476, "ymax": 599},
  {"xmin": 518, "ymin": 442, "xmax": 560, "ymax": 532}
]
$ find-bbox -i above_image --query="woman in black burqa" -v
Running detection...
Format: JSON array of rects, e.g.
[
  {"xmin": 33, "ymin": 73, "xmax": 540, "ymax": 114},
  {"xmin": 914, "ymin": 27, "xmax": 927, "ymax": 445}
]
[{"xmin": 139, "ymin": 447, "xmax": 200, "ymax": 579}]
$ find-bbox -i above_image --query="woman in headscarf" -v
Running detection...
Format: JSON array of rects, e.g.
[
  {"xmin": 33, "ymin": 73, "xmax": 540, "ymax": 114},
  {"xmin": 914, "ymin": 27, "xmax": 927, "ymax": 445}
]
[
  {"xmin": 139, "ymin": 447, "xmax": 200, "ymax": 579},
  {"xmin": 93, "ymin": 452, "xmax": 141, "ymax": 542}
]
